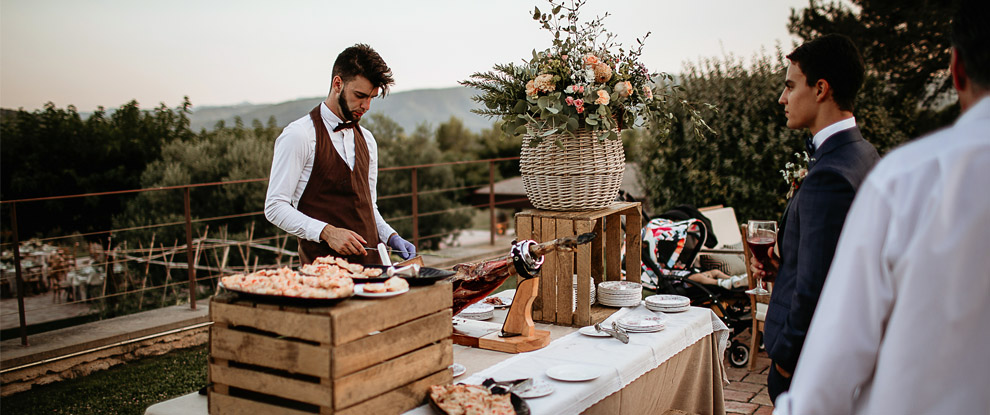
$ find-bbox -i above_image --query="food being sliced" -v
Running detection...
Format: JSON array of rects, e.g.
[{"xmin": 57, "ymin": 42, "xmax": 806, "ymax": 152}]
[{"xmin": 221, "ymin": 266, "xmax": 353, "ymax": 299}]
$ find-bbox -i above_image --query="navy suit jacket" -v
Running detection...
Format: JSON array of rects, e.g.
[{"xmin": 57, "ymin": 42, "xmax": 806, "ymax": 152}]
[{"xmin": 764, "ymin": 126, "xmax": 879, "ymax": 373}]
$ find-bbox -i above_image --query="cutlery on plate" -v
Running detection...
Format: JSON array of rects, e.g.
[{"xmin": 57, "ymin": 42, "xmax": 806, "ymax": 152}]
[{"xmin": 594, "ymin": 322, "xmax": 629, "ymax": 344}]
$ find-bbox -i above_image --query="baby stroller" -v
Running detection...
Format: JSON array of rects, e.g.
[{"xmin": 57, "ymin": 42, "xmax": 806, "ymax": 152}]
[{"xmin": 637, "ymin": 209, "xmax": 755, "ymax": 368}]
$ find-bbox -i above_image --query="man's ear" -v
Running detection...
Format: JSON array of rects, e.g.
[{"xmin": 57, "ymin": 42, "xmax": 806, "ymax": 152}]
[
  {"xmin": 331, "ymin": 76, "xmax": 343, "ymax": 94},
  {"xmin": 950, "ymin": 48, "xmax": 967, "ymax": 92},
  {"xmin": 815, "ymin": 79, "xmax": 831, "ymax": 103}
]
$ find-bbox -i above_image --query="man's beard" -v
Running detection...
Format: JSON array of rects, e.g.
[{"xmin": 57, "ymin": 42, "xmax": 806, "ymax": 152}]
[{"xmin": 338, "ymin": 92, "xmax": 358, "ymax": 122}]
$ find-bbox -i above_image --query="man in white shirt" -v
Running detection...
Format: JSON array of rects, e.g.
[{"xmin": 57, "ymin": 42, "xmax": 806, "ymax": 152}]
[
  {"xmin": 774, "ymin": 1, "xmax": 990, "ymax": 413},
  {"xmin": 750, "ymin": 34, "xmax": 880, "ymax": 402},
  {"xmin": 264, "ymin": 44, "xmax": 416, "ymax": 264}
]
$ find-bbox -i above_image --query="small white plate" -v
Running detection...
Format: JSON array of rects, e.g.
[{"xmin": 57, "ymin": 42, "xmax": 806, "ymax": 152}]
[
  {"xmin": 578, "ymin": 326, "xmax": 612, "ymax": 337},
  {"xmin": 546, "ymin": 364, "xmax": 604, "ymax": 382},
  {"xmin": 449, "ymin": 363, "xmax": 466, "ymax": 378},
  {"xmin": 354, "ymin": 285, "xmax": 409, "ymax": 297},
  {"xmin": 515, "ymin": 379, "xmax": 554, "ymax": 399}
]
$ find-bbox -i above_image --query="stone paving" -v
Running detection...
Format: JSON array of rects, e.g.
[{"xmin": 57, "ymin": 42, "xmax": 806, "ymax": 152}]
[{"xmin": 723, "ymin": 331, "xmax": 775, "ymax": 414}]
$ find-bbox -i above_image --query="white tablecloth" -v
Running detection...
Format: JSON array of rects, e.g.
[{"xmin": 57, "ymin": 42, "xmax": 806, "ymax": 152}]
[{"xmin": 408, "ymin": 305, "xmax": 728, "ymax": 414}]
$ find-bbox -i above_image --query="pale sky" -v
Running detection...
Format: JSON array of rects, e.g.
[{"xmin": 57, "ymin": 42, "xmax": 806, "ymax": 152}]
[{"xmin": 1, "ymin": 0, "xmax": 810, "ymax": 112}]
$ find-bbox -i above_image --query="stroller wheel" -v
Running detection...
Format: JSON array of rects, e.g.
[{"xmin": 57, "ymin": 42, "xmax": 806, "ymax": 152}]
[{"xmin": 728, "ymin": 341, "xmax": 750, "ymax": 368}]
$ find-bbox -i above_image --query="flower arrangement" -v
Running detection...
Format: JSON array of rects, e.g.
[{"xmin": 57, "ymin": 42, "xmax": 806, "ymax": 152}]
[
  {"xmin": 461, "ymin": 0, "xmax": 691, "ymax": 145},
  {"xmin": 781, "ymin": 151, "xmax": 811, "ymax": 199}
]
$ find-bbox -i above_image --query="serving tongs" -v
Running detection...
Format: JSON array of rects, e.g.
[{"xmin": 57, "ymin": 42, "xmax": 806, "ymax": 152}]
[
  {"xmin": 482, "ymin": 377, "xmax": 534, "ymax": 395},
  {"xmin": 594, "ymin": 322, "xmax": 630, "ymax": 344}
]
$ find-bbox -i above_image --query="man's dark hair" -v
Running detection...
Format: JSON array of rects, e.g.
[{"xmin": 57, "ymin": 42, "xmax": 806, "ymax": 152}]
[
  {"xmin": 951, "ymin": 0, "xmax": 990, "ymax": 90},
  {"xmin": 786, "ymin": 34, "xmax": 865, "ymax": 111},
  {"xmin": 332, "ymin": 44, "xmax": 395, "ymax": 95}
]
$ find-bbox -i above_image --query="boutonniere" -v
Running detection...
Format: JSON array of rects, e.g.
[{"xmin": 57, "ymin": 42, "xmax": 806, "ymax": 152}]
[{"xmin": 781, "ymin": 151, "xmax": 811, "ymax": 199}]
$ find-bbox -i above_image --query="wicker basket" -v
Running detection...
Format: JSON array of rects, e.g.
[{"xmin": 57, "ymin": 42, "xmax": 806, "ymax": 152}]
[{"xmin": 520, "ymin": 125, "xmax": 625, "ymax": 211}]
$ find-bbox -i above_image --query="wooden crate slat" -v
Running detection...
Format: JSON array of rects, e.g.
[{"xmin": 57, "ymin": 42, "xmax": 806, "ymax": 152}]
[
  {"xmin": 211, "ymin": 301, "xmax": 332, "ymax": 344},
  {"xmin": 210, "ymin": 363, "xmax": 331, "ymax": 407},
  {"xmin": 592, "ymin": 217, "xmax": 605, "ymax": 286},
  {"xmin": 334, "ymin": 339, "xmax": 453, "ymax": 409},
  {"xmin": 555, "ymin": 218, "xmax": 574, "ymax": 326},
  {"xmin": 605, "ymin": 213, "xmax": 622, "ymax": 281},
  {"xmin": 539, "ymin": 217, "xmax": 557, "ymax": 323},
  {"xmin": 330, "ymin": 282, "xmax": 452, "ymax": 345},
  {"xmin": 210, "ymin": 326, "xmax": 330, "ymax": 378},
  {"xmin": 574, "ymin": 219, "xmax": 594, "ymax": 326},
  {"xmin": 335, "ymin": 370, "xmax": 452, "ymax": 415},
  {"xmin": 624, "ymin": 205, "xmax": 643, "ymax": 283},
  {"xmin": 332, "ymin": 309, "xmax": 452, "ymax": 378},
  {"xmin": 209, "ymin": 392, "xmax": 319, "ymax": 415}
]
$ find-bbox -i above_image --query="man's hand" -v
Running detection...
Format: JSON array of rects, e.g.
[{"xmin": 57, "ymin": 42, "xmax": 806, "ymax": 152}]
[
  {"xmin": 387, "ymin": 234, "xmax": 416, "ymax": 260},
  {"xmin": 750, "ymin": 246, "xmax": 780, "ymax": 283},
  {"xmin": 321, "ymin": 225, "xmax": 366, "ymax": 256}
]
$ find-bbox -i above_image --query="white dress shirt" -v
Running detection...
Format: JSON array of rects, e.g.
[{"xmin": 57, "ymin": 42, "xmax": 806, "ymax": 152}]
[
  {"xmin": 774, "ymin": 97, "xmax": 990, "ymax": 414},
  {"xmin": 811, "ymin": 116, "xmax": 856, "ymax": 151},
  {"xmin": 264, "ymin": 102, "xmax": 396, "ymax": 244}
]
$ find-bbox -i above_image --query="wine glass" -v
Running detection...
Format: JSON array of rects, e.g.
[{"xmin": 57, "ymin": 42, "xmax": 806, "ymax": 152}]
[{"xmin": 745, "ymin": 220, "xmax": 777, "ymax": 296}]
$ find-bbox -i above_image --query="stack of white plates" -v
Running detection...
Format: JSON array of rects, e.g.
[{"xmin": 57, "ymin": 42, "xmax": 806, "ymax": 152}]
[
  {"xmin": 572, "ymin": 275, "xmax": 596, "ymax": 310},
  {"xmin": 457, "ymin": 302, "xmax": 495, "ymax": 320},
  {"xmin": 615, "ymin": 315, "xmax": 666, "ymax": 332},
  {"xmin": 644, "ymin": 294, "xmax": 691, "ymax": 313},
  {"xmin": 596, "ymin": 281, "xmax": 643, "ymax": 307}
]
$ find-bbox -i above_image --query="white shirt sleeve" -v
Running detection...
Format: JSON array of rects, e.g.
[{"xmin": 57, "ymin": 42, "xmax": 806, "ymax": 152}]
[
  {"xmin": 774, "ymin": 178, "xmax": 895, "ymax": 415},
  {"xmin": 264, "ymin": 123, "xmax": 327, "ymax": 242},
  {"xmin": 363, "ymin": 128, "xmax": 397, "ymax": 243}
]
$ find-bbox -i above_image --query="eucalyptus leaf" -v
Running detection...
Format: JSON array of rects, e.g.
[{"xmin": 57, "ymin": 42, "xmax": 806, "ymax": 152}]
[
  {"xmin": 586, "ymin": 118, "xmax": 598, "ymax": 126},
  {"xmin": 537, "ymin": 96, "xmax": 550, "ymax": 110}
]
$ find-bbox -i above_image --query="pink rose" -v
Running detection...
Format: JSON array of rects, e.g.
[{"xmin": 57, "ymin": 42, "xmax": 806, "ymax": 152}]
[
  {"xmin": 565, "ymin": 96, "xmax": 575, "ymax": 105},
  {"xmin": 576, "ymin": 105, "xmax": 585, "ymax": 114},
  {"xmin": 574, "ymin": 99, "xmax": 583, "ymax": 107}
]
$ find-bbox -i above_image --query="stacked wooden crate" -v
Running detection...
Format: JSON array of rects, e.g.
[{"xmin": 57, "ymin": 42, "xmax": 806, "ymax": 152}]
[
  {"xmin": 515, "ymin": 202, "xmax": 642, "ymax": 327},
  {"xmin": 208, "ymin": 282, "xmax": 453, "ymax": 414}
]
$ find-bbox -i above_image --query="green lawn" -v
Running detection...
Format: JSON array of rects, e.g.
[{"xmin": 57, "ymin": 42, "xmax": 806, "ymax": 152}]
[{"xmin": 2, "ymin": 346, "xmax": 207, "ymax": 415}]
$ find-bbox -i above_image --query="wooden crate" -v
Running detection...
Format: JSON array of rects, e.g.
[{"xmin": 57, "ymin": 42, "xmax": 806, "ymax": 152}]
[
  {"xmin": 515, "ymin": 202, "xmax": 642, "ymax": 326},
  {"xmin": 208, "ymin": 282, "xmax": 454, "ymax": 414}
]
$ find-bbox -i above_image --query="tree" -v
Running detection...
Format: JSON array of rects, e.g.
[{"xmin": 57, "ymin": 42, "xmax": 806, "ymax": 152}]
[
  {"xmin": 1, "ymin": 98, "xmax": 194, "ymax": 241},
  {"xmin": 789, "ymin": 0, "xmax": 959, "ymax": 138}
]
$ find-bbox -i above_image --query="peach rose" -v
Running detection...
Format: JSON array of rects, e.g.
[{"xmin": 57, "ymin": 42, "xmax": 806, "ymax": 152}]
[
  {"xmin": 615, "ymin": 81, "xmax": 633, "ymax": 97},
  {"xmin": 595, "ymin": 90, "xmax": 610, "ymax": 105},
  {"xmin": 584, "ymin": 54, "xmax": 600, "ymax": 66}
]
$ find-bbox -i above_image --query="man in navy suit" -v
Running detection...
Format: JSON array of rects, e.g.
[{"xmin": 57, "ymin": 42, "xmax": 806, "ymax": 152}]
[{"xmin": 750, "ymin": 34, "xmax": 880, "ymax": 403}]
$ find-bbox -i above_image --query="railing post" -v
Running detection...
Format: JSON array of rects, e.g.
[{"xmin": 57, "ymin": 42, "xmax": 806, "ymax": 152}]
[
  {"xmin": 489, "ymin": 161, "xmax": 496, "ymax": 245},
  {"xmin": 183, "ymin": 187, "xmax": 197, "ymax": 310},
  {"xmin": 10, "ymin": 202, "xmax": 29, "ymax": 345},
  {"xmin": 411, "ymin": 168, "xmax": 419, "ymax": 250}
]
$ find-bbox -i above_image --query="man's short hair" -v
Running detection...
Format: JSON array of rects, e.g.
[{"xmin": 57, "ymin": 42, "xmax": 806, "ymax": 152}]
[
  {"xmin": 332, "ymin": 44, "xmax": 395, "ymax": 95},
  {"xmin": 786, "ymin": 34, "xmax": 865, "ymax": 111},
  {"xmin": 952, "ymin": 0, "xmax": 990, "ymax": 91}
]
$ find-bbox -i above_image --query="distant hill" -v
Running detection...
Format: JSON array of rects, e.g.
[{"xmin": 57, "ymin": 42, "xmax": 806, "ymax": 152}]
[{"xmin": 188, "ymin": 86, "xmax": 496, "ymax": 133}]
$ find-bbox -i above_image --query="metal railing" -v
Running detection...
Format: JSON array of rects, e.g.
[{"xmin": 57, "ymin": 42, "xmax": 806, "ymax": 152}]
[{"xmin": 0, "ymin": 156, "xmax": 523, "ymax": 346}]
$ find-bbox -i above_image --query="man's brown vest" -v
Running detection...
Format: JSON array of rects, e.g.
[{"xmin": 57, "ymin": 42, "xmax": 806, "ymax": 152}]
[{"xmin": 296, "ymin": 105, "xmax": 380, "ymax": 265}]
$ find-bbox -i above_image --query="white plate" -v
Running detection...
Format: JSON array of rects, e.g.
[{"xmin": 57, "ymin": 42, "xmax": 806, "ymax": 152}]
[
  {"xmin": 546, "ymin": 364, "xmax": 604, "ymax": 382},
  {"xmin": 449, "ymin": 363, "xmax": 466, "ymax": 378},
  {"xmin": 645, "ymin": 294, "xmax": 690, "ymax": 307},
  {"xmin": 617, "ymin": 315, "xmax": 666, "ymax": 329},
  {"xmin": 354, "ymin": 285, "xmax": 409, "ymax": 297},
  {"xmin": 578, "ymin": 326, "xmax": 612, "ymax": 337},
  {"xmin": 598, "ymin": 281, "xmax": 643, "ymax": 292},
  {"xmin": 461, "ymin": 303, "xmax": 496, "ymax": 314},
  {"xmin": 515, "ymin": 379, "xmax": 554, "ymax": 399}
]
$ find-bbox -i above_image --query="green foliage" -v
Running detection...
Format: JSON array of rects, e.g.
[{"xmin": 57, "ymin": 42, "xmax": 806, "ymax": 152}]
[
  {"xmin": 2, "ymin": 345, "xmax": 207, "ymax": 415},
  {"xmin": 636, "ymin": 52, "xmax": 803, "ymax": 221},
  {"xmin": 0, "ymin": 98, "xmax": 195, "ymax": 240}
]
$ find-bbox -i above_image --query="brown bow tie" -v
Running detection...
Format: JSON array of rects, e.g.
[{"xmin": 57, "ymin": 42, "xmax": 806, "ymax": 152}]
[{"xmin": 333, "ymin": 121, "xmax": 357, "ymax": 132}]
